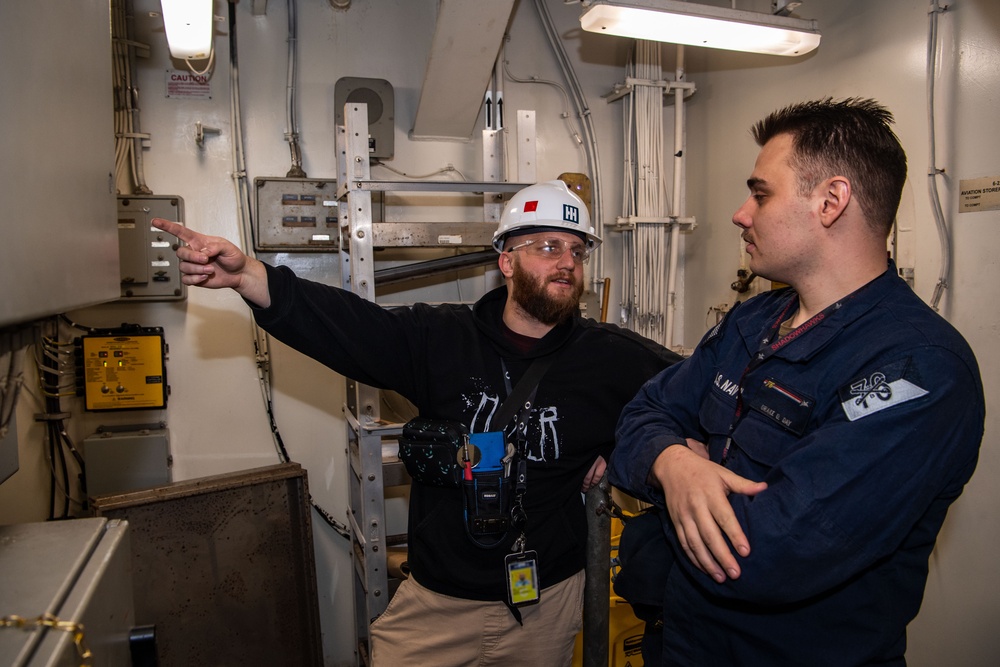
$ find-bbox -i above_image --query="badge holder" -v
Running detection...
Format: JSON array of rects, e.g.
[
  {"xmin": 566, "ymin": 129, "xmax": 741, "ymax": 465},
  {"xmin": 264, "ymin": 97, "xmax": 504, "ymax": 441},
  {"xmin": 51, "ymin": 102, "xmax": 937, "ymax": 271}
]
[{"xmin": 505, "ymin": 548, "xmax": 540, "ymax": 607}]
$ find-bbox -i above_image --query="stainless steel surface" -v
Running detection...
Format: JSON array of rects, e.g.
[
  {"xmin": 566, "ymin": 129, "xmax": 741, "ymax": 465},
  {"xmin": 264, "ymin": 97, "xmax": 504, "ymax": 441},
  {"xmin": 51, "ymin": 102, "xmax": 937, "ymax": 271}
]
[
  {"xmin": 0, "ymin": 518, "xmax": 134, "ymax": 667},
  {"xmin": 369, "ymin": 221, "xmax": 496, "ymax": 248},
  {"xmin": 0, "ymin": 0, "xmax": 119, "ymax": 327},
  {"xmin": 340, "ymin": 179, "xmax": 533, "ymax": 194}
]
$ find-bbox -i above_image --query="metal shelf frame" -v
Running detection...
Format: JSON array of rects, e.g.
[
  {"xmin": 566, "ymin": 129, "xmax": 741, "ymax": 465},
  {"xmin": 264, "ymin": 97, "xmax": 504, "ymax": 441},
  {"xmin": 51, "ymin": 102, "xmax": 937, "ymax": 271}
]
[{"xmin": 337, "ymin": 102, "xmax": 531, "ymax": 664}]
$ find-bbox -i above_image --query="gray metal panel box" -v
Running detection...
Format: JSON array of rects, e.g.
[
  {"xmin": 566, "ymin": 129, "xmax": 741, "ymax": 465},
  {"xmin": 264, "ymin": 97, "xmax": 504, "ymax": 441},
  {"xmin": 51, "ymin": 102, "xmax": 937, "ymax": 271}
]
[
  {"xmin": 254, "ymin": 177, "xmax": 386, "ymax": 251},
  {"xmin": 254, "ymin": 178, "xmax": 341, "ymax": 251},
  {"xmin": 335, "ymin": 77, "xmax": 395, "ymax": 158},
  {"xmin": 117, "ymin": 195, "xmax": 187, "ymax": 301},
  {"xmin": 0, "ymin": 0, "xmax": 119, "ymax": 327},
  {"xmin": 0, "ymin": 518, "xmax": 134, "ymax": 666},
  {"xmin": 84, "ymin": 426, "xmax": 172, "ymax": 497}
]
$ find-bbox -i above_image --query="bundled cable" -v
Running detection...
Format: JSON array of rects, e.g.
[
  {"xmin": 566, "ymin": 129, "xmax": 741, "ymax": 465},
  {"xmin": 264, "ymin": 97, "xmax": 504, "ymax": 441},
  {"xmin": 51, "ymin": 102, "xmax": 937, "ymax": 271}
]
[
  {"xmin": 34, "ymin": 320, "xmax": 86, "ymax": 519},
  {"xmin": 619, "ymin": 41, "xmax": 671, "ymax": 346}
]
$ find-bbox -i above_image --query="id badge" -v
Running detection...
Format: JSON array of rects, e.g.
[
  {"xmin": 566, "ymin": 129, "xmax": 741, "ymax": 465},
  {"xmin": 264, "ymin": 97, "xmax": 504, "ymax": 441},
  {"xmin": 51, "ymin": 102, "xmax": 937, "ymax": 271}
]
[{"xmin": 505, "ymin": 550, "xmax": 540, "ymax": 607}]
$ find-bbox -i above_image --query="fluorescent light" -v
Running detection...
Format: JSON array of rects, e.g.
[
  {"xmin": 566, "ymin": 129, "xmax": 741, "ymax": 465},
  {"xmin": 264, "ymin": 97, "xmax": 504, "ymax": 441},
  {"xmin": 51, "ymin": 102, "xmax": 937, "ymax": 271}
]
[
  {"xmin": 580, "ymin": 0, "xmax": 820, "ymax": 57},
  {"xmin": 160, "ymin": 0, "xmax": 214, "ymax": 60}
]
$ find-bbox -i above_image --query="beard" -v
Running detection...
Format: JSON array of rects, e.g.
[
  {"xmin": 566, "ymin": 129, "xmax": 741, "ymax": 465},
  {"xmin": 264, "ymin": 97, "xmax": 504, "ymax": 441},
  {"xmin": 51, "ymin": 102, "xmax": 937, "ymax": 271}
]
[{"xmin": 510, "ymin": 260, "xmax": 584, "ymax": 326}]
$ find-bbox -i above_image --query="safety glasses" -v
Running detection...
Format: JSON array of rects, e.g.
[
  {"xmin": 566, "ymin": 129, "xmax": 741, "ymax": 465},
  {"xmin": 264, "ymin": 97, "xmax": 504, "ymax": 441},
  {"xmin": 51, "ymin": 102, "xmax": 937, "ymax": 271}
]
[{"xmin": 505, "ymin": 238, "xmax": 591, "ymax": 265}]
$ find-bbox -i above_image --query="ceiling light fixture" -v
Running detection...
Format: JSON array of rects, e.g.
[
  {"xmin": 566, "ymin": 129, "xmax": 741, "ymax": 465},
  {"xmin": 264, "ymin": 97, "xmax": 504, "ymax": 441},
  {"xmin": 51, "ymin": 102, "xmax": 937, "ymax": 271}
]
[
  {"xmin": 580, "ymin": 0, "xmax": 821, "ymax": 57},
  {"xmin": 160, "ymin": 0, "xmax": 214, "ymax": 60}
]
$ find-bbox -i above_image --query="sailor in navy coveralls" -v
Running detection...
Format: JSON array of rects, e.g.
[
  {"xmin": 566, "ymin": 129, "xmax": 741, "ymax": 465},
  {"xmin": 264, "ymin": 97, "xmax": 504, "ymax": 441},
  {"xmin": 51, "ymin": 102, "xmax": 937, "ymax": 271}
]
[{"xmin": 610, "ymin": 98, "xmax": 985, "ymax": 666}]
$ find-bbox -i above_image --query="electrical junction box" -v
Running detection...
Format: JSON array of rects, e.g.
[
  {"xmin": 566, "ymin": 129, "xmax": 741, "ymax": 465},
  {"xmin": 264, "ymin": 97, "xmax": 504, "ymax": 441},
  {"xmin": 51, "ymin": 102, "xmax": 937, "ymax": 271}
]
[
  {"xmin": 76, "ymin": 326, "xmax": 168, "ymax": 411},
  {"xmin": 253, "ymin": 177, "xmax": 384, "ymax": 251},
  {"xmin": 84, "ymin": 425, "xmax": 172, "ymax": 497},
  {"xmin": 117, "ymin": 195, "xmax": 187, "ymax": 301},
  {"xmin": 254, "ymin": 178, "xmax": 340, "ymax": 251}
]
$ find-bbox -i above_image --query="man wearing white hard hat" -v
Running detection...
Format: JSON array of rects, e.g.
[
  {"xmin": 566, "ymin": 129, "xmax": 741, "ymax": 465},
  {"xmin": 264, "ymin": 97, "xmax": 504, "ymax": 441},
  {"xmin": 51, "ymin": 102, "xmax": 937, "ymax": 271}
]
[{"xmin": 152, "ymin": 179, "xmax": 679, "ymax": 665}]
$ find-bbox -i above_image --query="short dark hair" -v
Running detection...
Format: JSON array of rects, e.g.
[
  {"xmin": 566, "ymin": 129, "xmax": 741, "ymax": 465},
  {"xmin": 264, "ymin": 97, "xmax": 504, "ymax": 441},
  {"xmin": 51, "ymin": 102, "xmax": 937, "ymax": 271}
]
[{"xmin": 751, "ymin": 98, "xmax": 907, "ymax": 237}]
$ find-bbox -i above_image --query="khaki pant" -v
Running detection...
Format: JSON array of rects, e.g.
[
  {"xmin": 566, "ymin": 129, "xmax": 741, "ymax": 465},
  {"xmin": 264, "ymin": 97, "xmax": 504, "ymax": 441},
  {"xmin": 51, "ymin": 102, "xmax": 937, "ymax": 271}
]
[{"xmin": 369, "ymin": 570, "xmax": 585, "ymax": 666}]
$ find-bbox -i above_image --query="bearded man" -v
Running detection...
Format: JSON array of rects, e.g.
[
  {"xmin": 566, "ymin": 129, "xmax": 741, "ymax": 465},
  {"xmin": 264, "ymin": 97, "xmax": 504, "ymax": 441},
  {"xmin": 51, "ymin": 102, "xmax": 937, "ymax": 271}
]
[{"xmin": 153, "ymin": 179, "xmax": 679, "ymax": 666}]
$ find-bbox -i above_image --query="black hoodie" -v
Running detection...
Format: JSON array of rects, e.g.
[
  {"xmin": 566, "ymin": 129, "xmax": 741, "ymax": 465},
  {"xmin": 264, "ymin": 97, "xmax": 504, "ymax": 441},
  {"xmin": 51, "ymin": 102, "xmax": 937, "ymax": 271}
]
[{"xmin": 252, "ymin": 262, "xmax": 680, "ymax": 600}]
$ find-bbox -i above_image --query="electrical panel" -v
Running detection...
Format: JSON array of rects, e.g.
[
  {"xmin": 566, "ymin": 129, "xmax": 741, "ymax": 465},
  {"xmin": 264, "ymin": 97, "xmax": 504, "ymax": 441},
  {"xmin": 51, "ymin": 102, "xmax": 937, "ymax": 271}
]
[
  {"xmin": 334, "ymin": 77, "xmax": 395, "ymax": 159},
  {"xmin": 117, "ymin": 195, "xmax": 187, "ymax": 301},
  {"xmin": 84, "ymin": 425, "xmax": 172, "ymax": 497},
  {"xmin": 254, "ymin": 177, "xmax": 384, "ymax": 251},
  {"xmin": 75, "ymin": 326, "xmax": 168, "ymax": 411}
]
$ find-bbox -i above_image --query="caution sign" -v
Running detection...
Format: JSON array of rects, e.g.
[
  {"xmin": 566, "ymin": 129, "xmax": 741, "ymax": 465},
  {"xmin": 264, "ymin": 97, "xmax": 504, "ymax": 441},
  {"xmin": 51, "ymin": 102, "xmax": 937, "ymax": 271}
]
[
  {"xmin": 959, "ymin": 175, "xmax": 1000, "ymax": 213},
  {"xmin": 165, "ymin": 69, "xmax": 212, "ymax": 100}
]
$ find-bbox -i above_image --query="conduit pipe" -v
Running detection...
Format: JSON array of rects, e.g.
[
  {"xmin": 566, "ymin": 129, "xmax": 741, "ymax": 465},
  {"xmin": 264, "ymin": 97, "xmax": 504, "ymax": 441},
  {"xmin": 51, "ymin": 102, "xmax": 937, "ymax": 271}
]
[
  {"xmin": 285, "ymin": 0, "xmax": 306, "ymax": 177},
  {"xmin": 664, "ymin": 45, "xmax": 685, "ymax": 348},
  {"xmin": 533, "ymin": 0, "xmax": 607, "ymax": 299},
  {"xmin": 373, "ymin": 250, "xmax": 498, "ymax": 286},
  {"xmin": 926, "ymin": 0, "xmax": 950, "ymax": 311}
]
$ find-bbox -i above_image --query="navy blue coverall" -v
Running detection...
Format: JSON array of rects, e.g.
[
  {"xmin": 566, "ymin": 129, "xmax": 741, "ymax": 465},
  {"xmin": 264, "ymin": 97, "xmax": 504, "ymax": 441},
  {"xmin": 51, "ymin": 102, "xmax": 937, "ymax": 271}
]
[{"xmin": 609, "ymin": 263, "xmax": 984, "ymax": 666}]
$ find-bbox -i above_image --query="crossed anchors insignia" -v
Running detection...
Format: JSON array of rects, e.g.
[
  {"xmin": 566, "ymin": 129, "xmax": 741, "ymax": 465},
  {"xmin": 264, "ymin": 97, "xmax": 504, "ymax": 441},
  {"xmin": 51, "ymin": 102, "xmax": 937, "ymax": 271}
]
[{"xmin": 850, "ymin": 372, "xmax": 892, "ymax": 408}]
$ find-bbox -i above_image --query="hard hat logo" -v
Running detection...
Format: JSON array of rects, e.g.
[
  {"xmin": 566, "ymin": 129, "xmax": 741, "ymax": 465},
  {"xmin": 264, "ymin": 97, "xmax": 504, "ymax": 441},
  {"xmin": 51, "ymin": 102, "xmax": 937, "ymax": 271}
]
[{"xmin": 492, "ymin": 179, "xmax": 602, "ymax": 253}]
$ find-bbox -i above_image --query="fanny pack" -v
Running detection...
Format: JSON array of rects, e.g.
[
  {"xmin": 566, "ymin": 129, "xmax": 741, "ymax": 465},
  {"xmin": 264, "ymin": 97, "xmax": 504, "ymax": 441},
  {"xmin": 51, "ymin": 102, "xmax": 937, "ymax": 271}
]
[{"xmin": 398, "ymin": 418, "xmax": 468, "ymax": 488}]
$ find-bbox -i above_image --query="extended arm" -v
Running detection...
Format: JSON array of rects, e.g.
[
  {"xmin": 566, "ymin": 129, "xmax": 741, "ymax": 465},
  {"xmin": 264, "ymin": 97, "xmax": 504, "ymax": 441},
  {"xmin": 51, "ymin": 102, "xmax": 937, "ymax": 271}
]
[{"xmin": 151, "ymin": 218, "xmax": 271, "ymax": 307}]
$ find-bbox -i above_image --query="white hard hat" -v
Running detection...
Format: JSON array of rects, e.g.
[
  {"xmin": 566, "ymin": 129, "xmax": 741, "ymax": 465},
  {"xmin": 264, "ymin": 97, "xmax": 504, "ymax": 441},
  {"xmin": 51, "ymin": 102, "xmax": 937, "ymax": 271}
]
[{"xmin": 492, "ymin": 179, "xmax": 601, "ymax": 253}]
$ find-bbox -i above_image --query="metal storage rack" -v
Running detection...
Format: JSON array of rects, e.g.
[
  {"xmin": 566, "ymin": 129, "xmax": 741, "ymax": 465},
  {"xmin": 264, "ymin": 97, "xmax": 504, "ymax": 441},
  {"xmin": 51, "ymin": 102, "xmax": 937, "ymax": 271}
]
[{"xmin": 336, "ymin": 102, "xmax": 531, "ymax": 664}]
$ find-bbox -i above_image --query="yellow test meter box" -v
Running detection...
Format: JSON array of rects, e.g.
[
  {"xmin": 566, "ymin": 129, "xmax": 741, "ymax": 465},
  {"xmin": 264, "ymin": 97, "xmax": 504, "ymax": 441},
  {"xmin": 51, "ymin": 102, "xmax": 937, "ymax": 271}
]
[{"xmin": 77, "ymin": 326, "xmax": 168, "ymax": 411}]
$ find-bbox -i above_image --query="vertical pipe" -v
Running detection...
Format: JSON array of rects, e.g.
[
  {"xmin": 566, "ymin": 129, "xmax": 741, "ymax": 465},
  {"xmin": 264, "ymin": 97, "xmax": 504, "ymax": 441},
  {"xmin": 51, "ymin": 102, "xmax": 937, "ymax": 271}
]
[
  {"xmin": 125, "ymin": 0, "xmax": 151, "ymax": 194},
  {"xmin": 664, "ymin": 45, "xmax": 684, "ymax": 349},
  {"xmin": 286, "ymin": 0, "xmax": 306, "ymax": 177},
  {"xmin": 494, "ymin": 47, "xmax": 505, "ymax": 131},
  {"xmin": 583, "ymin": 476, "xmax": 610, "ymax": 667}
]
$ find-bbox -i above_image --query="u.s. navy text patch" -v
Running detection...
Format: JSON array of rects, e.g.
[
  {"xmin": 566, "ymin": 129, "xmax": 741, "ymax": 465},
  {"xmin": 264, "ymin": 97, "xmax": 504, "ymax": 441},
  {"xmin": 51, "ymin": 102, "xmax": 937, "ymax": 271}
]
[{"xmin": 839, "ymin": 358, "xmax": 929, "ymax": 422}]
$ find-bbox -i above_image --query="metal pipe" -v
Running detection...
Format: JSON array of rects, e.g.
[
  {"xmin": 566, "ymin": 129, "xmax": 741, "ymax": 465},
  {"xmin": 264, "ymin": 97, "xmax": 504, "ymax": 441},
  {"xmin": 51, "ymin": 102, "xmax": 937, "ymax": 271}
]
[
  {"xmin": 583, "ymin": 475, "xmax": 611, "ymax": 667},
  {"xmin": 372, "ymin": 250, "xmax": 497, "ymax": 286},
  {"xmin": 664, "ymin": 45, "xmax": 685, "ymax": 349}
]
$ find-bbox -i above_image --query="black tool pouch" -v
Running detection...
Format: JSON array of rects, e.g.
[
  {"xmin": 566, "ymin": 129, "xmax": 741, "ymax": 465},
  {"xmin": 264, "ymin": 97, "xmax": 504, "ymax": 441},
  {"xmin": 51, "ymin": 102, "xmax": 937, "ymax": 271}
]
[
  {"xmin": 397, "ymin": 418, "xmax": 467, "ymax": 488},
  {"xmin": 463, "ymin": 469, "xmax": 513, "ymax": 549}
]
